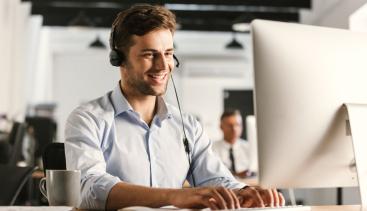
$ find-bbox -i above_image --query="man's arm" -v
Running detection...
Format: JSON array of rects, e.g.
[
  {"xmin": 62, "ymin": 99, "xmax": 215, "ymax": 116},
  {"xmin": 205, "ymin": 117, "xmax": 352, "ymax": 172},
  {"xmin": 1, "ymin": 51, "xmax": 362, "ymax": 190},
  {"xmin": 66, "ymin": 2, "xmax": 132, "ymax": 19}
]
[
  {"xmin": 106, "ymin": 182, "xmax": 241, "ymax": 210},
  {"xmin": 65, "ymin": 107, "xmax": 121, "ymax": 209}
]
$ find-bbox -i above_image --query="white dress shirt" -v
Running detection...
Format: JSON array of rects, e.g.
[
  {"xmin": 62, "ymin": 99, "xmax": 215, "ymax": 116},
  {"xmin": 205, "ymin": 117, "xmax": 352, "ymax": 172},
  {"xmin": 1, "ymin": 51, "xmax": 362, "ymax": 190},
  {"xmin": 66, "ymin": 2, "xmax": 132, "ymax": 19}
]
[
  {"xmin": 211, "ymin": 139, "xmax": 250, "ymax": 173},
  {"xmin": 65, "ymin": 83, "xmax": 245, "ymax": 209}
]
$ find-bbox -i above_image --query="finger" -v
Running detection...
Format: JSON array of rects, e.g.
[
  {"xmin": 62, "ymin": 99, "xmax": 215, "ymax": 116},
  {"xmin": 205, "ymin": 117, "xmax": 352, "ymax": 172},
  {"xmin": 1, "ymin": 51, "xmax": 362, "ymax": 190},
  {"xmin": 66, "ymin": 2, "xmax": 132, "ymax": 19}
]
[
  {"xmin": 272, "ymin": 189, "xmax": 280, "ymax": 207},
  {"xmin": 239, "ymin": 186, "xmax": 265, "ymax": 208},
  {"xmin": 217, "ymin": 187, "xmax": 235, "ymax": 209},
  {"xmin": 211, "ymin": 188, "xmax": 228, "ymax": 210},
  {"xmin": 208, "ymin": 198, "xmax": 220, "ymax": 210},
  {"xmin": 264, "ymin": 188, "xmax": 274, "ymax": 207},
  {"xmin": 253, "ymin": 188, "xmax": 265, "ymax": 207},
  {"xmin": 229, "ymin": 189, "xmax": 241, "ymax": 209},
  {"xmin": 255, "ymin": 188, "xmax": 272, "ymax": 207}
]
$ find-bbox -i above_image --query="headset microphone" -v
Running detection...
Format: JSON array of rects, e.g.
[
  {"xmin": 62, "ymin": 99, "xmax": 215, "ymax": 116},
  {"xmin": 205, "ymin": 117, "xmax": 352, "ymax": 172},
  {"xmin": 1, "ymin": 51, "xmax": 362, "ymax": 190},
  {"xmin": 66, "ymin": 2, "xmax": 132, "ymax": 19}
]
[
  {"xmin": 173, "ymin": 54, "xmax": 180, "ymax": 68},
  {"xmin": 170, "ymin": 60, "xmax": 196, "ymax": 187}
]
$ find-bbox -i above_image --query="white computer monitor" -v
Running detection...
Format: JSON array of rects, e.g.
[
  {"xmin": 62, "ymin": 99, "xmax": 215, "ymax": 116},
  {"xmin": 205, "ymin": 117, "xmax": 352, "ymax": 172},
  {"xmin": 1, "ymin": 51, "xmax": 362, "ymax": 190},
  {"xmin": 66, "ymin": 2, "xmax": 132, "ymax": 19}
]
[
  {"xmin": 246, "ymin": 115, "xmax": 258, "ymax": 173},
  {"xmin": 252, "ymin": 20, "xmax": 367, "ymax": 191}
]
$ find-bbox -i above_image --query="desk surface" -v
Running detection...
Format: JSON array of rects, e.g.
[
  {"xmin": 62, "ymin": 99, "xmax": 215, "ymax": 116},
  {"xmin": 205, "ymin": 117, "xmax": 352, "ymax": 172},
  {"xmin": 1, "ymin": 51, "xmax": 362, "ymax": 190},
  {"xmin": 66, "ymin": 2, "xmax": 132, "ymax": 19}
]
[
  {"xmin": 0, "ymin": 205, "xmax": 361, "ymax": 211},
  {"xmin": 311, "ymin": 205, "xmax": 359, "ymax": 210}
]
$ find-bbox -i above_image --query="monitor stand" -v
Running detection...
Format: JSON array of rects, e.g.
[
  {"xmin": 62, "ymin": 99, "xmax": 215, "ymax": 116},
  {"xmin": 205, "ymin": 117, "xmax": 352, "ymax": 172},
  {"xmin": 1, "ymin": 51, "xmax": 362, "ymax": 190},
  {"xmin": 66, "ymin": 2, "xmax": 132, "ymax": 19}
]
[{"xmin": 344, "ymin": 103, "xmax": 367, "ymax": 211}]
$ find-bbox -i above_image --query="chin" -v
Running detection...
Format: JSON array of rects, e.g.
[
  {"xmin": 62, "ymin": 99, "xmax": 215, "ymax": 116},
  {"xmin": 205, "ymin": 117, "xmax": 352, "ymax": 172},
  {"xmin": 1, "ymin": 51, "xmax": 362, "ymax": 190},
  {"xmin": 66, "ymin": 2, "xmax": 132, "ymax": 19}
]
[
  {"xmin": 152, "ymin": 89, "xmax": 167, "ymax": 96},
  {"xmin": 151, "ymin": 85, "xmax": 168, "ymax": 96}
]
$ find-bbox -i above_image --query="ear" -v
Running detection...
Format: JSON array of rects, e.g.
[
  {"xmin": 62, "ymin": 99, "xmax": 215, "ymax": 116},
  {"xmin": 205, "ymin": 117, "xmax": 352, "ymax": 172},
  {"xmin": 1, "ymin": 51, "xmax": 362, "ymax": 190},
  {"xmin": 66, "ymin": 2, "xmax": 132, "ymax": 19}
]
[{"xmin": 220, "ymin": 122, "xmax": 224, "ymax": 131}]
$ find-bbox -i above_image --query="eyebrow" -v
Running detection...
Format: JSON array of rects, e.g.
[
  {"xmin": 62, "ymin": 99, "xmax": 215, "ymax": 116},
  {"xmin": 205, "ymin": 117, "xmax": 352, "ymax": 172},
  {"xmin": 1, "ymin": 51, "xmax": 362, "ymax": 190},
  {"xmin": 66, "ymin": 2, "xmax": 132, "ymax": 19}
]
[{"xmin": 141, "ymin": 48, "xmax": 174, "ymax": 53}]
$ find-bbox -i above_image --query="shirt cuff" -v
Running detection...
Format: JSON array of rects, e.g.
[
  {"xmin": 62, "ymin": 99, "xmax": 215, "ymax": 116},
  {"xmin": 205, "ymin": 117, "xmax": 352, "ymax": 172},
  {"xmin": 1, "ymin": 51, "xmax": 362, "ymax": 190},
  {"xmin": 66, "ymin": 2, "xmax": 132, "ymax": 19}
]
[{"xmin": 80, "ymin": 173, "xmax": 121, "ymax": 209}]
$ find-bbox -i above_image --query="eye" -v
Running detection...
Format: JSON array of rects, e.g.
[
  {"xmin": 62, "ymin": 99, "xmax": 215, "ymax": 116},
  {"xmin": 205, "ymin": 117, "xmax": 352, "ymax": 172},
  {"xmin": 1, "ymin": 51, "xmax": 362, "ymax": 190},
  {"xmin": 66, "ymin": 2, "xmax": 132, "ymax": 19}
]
[
  {"xmin": 165, "ymin": 51, "xmax": 174, "ymax": 58},
  {"xmin": 143, "ymin": 53, "xmax": 154, "ymax": 59}
]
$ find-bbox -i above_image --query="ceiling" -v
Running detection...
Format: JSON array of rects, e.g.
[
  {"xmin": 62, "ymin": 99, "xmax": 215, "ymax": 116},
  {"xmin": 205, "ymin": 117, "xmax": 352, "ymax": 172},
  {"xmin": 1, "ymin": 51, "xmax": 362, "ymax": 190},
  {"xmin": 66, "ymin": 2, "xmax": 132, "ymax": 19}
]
[{"xmin": 22, "ymin": 0, "xmax": 311, "ymax": 32}]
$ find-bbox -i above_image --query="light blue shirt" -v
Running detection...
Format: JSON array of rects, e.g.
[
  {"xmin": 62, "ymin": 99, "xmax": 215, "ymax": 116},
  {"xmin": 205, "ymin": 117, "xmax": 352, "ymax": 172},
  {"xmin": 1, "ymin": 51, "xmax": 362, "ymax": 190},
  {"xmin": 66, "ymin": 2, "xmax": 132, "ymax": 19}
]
[{"xmin": 65, "ymin": 83, "xmax": 245, "ymax": 209}]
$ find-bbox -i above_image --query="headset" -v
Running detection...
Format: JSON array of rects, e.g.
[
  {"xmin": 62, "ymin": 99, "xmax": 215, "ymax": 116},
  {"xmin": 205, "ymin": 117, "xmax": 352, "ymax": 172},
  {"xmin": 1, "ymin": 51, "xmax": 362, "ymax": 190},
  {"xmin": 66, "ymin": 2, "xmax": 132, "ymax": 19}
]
[{"xmin": 109, "ymin": 25, "xmax": 196, "ymax": 186}]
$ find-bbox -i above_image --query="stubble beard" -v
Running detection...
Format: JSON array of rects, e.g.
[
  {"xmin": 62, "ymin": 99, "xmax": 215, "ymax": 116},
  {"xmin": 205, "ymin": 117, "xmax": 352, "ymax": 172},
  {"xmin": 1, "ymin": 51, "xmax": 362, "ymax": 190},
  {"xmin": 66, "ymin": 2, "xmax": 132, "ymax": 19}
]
[{"xmin": 125, "ymin": 72, "xmax": 170, "ymax": 96}]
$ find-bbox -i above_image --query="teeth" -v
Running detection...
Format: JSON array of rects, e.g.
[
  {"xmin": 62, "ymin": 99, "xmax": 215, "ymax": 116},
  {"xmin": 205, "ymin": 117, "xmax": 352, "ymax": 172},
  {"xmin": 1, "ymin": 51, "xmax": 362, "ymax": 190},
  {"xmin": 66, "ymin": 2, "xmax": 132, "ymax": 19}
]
[{"xmin": 149, "ymin": 73, "xmax": 166, "ymax": 79}]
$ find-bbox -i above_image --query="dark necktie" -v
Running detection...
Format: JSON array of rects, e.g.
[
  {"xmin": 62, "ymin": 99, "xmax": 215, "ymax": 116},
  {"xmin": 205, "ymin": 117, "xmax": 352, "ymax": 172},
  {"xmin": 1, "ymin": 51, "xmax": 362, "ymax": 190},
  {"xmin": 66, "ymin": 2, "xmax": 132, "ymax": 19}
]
[{"xmin": 229, "ymin": 147, "xmax": 236, "ymax": 173}]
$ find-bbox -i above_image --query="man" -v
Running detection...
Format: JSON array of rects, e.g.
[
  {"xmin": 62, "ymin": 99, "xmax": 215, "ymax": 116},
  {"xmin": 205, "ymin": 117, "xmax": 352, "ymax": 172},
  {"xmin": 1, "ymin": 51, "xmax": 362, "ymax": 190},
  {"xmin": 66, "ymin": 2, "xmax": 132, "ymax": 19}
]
[
  {"xmin": 65, "ymin": 4, "xmax": 284, "ymax": 210},
  {"xmin": 212, "ymin": 110, "xmax": 254, "ymax": 178}
]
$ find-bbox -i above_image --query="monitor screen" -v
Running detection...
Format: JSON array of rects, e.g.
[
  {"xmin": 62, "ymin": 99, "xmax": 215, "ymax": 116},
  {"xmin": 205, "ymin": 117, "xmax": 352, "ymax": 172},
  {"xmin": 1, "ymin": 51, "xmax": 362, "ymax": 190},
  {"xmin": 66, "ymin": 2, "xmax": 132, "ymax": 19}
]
[{"xmin": 252, "ymin": 20, "xmax": 367, "ymax": 189}]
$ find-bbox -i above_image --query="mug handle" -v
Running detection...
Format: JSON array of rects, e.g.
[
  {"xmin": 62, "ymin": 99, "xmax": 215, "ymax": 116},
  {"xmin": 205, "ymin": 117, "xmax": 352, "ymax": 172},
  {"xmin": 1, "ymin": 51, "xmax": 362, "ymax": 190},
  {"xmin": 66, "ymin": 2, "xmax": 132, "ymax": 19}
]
[{"xmin": 39, "ymin": 177, "xmax": 48, "ymax": 199}]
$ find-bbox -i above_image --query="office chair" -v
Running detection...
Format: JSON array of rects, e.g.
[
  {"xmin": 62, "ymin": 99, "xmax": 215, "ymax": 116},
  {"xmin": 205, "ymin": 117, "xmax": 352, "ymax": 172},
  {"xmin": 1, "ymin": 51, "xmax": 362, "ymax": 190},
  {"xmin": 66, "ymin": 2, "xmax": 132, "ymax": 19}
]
[
  {"xmin": 0, "ymin": 164, "xmax": 36, "ymax": 205},
  {"xmin": 42, "ymin": 142, "xmax": 66, "ymax": 174},
  {"xmin": 8, "ymin": 122, "xmax": 27, "ymax": 166},
  {"xmin": 26, "ymin": 117, "xmax": 57, "ymax": 161},
  {"xmin": 0, "ymin": 141, "xmax": 11, "ymax": 164}
]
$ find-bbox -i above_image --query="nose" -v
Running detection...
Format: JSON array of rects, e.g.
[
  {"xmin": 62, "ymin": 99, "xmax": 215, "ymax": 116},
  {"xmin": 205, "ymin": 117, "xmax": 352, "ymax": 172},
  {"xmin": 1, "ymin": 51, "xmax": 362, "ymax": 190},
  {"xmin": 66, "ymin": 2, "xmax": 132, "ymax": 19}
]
[{"xmin": 154, "ymin": 53, "xmax": 168, "ymax": 70}]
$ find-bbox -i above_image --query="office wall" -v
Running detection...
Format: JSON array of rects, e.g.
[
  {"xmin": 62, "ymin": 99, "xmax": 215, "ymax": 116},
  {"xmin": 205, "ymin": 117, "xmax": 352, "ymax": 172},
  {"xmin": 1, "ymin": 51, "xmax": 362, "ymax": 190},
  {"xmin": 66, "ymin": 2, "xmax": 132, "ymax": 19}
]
[
  {"xmin": 301, "ymin": 0, "xmax": 367, "ymax": 28},
  {"xmin": 0, "ymin": 0, "xmax": 42, "ymax": 120},
  {"xmin": 52, "ymin": 49, "xmax": 119, "ymax": 141}
]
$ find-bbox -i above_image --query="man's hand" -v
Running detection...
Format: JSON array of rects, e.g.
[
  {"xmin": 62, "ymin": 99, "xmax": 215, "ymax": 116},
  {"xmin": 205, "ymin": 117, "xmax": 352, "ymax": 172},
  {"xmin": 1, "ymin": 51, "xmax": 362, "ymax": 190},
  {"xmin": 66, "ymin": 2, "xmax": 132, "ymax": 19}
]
[
  {"xmin": 234, "ymin": 186, "xmax": 285, "ymax": 208},
  {"xmin": 169, "ymin": 187, "xmax": 241, "ymax": 210}
]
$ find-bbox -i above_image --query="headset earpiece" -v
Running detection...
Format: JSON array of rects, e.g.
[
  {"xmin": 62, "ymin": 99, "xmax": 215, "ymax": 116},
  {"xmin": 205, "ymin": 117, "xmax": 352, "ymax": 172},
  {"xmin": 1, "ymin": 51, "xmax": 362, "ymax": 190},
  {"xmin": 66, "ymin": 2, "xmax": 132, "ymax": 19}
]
[
  {"xmin": 109, "ymin": 26, "xmax": 125, "ymax": 67},
  {"xmin": 109, "ymin": 50, "xmax": 123, "ymax": 67}
]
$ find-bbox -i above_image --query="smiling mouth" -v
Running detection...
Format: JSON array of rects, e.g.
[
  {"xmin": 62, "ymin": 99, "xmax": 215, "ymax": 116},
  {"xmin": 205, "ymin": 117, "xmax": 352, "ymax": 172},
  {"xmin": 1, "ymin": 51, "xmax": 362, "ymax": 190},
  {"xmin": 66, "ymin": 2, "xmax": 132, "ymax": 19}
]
[
  {"xmin": 148, "ymin": 73, "xmax": 167, "ymax": 80},
  {"xmin": 147, "ymin": 72, "xmax": 168, "ymax": 84}
]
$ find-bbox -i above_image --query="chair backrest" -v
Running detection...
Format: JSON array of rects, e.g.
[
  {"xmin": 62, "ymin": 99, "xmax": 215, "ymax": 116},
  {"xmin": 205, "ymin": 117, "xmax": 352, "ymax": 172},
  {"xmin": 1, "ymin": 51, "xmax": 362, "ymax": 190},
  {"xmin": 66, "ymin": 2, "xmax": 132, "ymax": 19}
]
[
  {"xmin": 25, "ymin": 117, "xmax": 57, "ymax": 160},
  {"xmin": 8, "ymin": 122, "xmax": 26, "ymax": 166},
  {"xmin": 0, "ymin": 164, "xmax": 35, "ymax": 205},
  {"xmin": 42, "ymin": 142, "xmax": 66, "ymax": 174}
]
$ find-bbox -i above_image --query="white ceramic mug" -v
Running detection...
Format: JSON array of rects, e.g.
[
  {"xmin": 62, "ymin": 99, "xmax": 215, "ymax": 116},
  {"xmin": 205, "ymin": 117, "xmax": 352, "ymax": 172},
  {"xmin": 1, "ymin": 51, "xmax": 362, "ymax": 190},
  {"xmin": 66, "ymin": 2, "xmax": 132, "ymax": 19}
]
[{"xmin": 39, "ymin": 169, "xmax": 81, "ymax": 206}]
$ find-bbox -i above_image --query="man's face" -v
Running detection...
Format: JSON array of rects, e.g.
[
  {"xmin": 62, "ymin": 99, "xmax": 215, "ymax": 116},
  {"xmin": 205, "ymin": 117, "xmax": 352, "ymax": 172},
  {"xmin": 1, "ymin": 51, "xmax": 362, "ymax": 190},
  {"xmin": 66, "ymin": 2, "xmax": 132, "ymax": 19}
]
[
  {"xmin": 121, "ymin": 29, "xmax": 174, "ymax": 96},
  {"xmin": 220, "ymin": 114, "xmax": 243, "ymax": 144}
]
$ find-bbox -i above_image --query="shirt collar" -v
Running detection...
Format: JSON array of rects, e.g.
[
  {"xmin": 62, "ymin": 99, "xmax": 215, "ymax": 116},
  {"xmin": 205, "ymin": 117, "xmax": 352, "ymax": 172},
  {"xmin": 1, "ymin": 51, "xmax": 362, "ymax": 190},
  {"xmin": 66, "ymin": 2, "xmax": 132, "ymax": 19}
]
[
  {"xmin": 156, "ymin": 96, "xmax": 173, "ymax": 121},
  {"xmin": 222, "ymin": 139, "xmax": 240, "ymax": 149},
  {"xmin": 110, "ymin": 82, "xmax": 172, "ymax": 120},
  {"xmin": 111, "ymin": 82, "xmax": 133, "ymax": 116}
]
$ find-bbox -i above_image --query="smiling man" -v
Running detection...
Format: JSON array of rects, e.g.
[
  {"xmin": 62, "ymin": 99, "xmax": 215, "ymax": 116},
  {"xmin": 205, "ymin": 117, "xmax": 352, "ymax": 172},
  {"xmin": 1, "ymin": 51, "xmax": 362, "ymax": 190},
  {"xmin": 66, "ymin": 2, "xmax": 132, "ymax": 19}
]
[{"xmin": 64, "ymin": 4, "xmax": 284, "ymax": 210}]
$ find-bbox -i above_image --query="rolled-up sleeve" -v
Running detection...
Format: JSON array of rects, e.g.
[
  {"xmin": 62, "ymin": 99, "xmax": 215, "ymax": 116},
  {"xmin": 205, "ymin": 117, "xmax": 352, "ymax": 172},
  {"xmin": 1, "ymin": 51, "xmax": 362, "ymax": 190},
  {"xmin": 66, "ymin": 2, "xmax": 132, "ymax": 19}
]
[{"xmin": 65, "ymin": 108, "xmax": 120, "ymax": 209}]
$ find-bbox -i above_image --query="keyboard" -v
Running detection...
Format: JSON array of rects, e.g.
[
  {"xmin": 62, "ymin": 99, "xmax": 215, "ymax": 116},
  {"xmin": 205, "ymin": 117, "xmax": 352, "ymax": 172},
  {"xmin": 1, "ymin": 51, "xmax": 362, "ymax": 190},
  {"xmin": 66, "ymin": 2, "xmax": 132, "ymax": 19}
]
[{"xmin": 236, "ymin": 205, "xmax": 311, "ymax": 211}]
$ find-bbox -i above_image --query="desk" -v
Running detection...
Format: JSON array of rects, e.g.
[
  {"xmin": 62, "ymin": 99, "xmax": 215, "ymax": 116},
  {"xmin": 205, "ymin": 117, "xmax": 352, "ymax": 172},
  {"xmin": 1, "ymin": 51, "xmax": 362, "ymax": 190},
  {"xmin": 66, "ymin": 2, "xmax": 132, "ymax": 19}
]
[
  {"xmin": 311, "ymin": 205, "xmax": 359, "ymax": 210},
  {"xmin": 0, "ymin": 205, "xmax": 361, "ymax": 211},
  {"xmin": 0, "ymin": 207, "xmax": 73, "ymax": 211},
  {"xmin": 121, "ymin": 205, "xmax": 361, "ymax": 211}
]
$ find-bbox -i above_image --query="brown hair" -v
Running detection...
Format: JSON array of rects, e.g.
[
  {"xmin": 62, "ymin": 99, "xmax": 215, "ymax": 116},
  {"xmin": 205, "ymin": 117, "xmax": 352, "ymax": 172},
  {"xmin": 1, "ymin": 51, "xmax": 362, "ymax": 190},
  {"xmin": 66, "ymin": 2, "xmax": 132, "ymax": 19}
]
[
  {"xmin": 220, "ymin": 109, "xmax": 241, "ymax": 121},
  {"xmin": 110, "ymin": 4, "xmax": 176, "ymax": 57}
]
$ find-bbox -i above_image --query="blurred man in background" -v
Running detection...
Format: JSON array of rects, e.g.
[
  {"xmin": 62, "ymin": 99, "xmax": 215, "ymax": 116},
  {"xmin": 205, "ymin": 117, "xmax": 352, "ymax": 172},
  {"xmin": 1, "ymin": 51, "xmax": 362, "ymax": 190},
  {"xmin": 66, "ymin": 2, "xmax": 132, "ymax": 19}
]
[{"xmin": 212, "ymin": 110, "xmax": 255, "ymax": 178}]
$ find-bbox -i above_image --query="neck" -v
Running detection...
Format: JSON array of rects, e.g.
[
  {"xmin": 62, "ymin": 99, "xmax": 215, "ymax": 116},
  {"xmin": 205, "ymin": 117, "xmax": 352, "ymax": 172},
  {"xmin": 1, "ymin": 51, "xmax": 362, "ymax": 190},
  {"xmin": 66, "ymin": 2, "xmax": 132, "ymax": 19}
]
[
  {"xmin": 120, "ymin": 82, "xmax": 157, "ymax": 126},
  {"xmin": 224, "ymin": 138, "xmax": 236, "ymax": 145}
]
